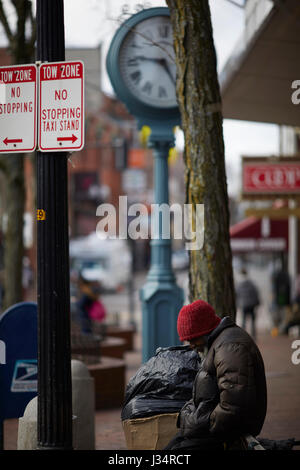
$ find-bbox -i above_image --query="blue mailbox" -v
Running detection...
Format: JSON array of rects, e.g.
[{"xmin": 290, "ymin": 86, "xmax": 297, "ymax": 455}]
[{"xmin": 0, "ymin": 302, "xmax": 38, "ymax": 422}]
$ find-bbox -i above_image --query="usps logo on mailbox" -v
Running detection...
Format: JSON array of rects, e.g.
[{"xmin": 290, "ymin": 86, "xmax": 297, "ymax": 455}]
[
  {"xmin": 10, "ymin": 359, "xmax": 37, "ymax": 393},
  {"xmin": 39, "ymin": 61, "xmax": 84, "ymax": 152},
  {"xmin": 0, "ymin": 64, "xmax": 37, "ymax": 153}
]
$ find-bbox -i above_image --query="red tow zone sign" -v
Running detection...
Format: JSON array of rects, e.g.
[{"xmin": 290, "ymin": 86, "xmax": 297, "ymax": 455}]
[
  {"xmin": 0, "ymin": 61, "xmax": 84, "ymax": 153},
  {"xmin": 0, "ymin": 64, "xmax": 37, "ymax": 153},
  {"xmin": 39, "ymin": 61, "xmax": 84, "ymax": 152}
]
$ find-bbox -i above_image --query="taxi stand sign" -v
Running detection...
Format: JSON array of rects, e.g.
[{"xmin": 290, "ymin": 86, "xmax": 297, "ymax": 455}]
[
  {"xmin": 0, "ymin": 60, "xmax": 84, "ymax": 154},
  {"xmin": 0, "ymin": 64, "xmax": 37, "ymax": 154},
  {"xmin": 38, "ymin": 60, "xmax": 84, "ymax": 152}
]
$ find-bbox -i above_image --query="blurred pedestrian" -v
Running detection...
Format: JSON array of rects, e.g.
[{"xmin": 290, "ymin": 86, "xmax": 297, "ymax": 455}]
[
  {"xmin": 280, "ymin": 274, "xmax": 300, "ymax": 335},
  {"xmin": 76, "ymin": 274, "xmax": 99, "ymax": 335},
  {"xmin": 164, "ymin": 299, "xmax": 267, "ymax": 451},
  {"xmin": 236, "ymin": 268, "xmax": 260, "ymax": 340},
  {"xmin": 76, "ymin": 274, "xmax": 106, "ymax": 335},
  {"xmin": 271, "ymin": 257, "xmax": 290, "ymax": 332}
]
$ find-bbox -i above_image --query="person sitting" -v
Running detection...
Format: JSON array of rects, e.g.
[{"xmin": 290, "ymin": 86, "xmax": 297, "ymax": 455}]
[{"xmin": 165, "ymin": 299, "xmax": 267, "ymax": 451}]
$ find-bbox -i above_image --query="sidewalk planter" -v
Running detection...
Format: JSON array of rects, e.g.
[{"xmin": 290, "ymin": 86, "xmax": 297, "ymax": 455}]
[
  {"xmin": 105, "ymin": 326, "xmax": 135, "ymax": 351},
  {"xmin": 100, "ymin": 336, "xmax": 127, "ymax": 359},
  {"xmin": 122, "ymin": 413, "xmax": 179, "ymax": 450},
  {"xmin": 88, "ymin": 357, "xmax": 126, "ymax": 409}
]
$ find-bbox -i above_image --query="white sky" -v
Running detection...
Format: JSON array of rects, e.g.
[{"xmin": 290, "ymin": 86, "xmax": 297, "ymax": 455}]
[{"xmin": 0, "ymin": 0, "xmax": 280, "ymax": 196}]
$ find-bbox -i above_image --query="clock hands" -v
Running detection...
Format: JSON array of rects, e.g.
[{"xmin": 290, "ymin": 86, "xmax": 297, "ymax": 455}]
[
  {"xmin": 162, "ymin": 60, "xmax": 176, "ymax": 86},
  {"xmin": 134, "ymin": 55, "xmax": 163, "ymax": 63},
  {"xmin": 133, "ymin": 56, "xmax": 176, "ymax": 85},
  {"xmin": 142, "ymin": 41, "xmax": 173, "ymax": 48}
]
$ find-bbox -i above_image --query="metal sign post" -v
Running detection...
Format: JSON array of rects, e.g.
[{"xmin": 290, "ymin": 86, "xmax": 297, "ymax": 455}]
[{"xmin": 36, "ymin": 0, "xmax": 73, "ymax": 450}]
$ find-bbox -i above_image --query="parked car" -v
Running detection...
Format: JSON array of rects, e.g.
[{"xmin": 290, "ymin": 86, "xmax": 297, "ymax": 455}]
[
  {"xmin": 172, "ymin": 249, "xmax": 189, "ymax": 271},
  {"xmin": 69, "ymin": 232, "xmax": 131, "ymax": 293}
]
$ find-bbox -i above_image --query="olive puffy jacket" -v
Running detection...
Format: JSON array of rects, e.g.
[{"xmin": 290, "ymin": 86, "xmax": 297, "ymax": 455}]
[{"xmin": 178, "ymin": 317, "xmax": 267, "ymax": 441}]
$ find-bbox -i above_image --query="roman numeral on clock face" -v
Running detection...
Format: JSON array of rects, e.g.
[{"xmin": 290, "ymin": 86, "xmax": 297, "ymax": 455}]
[
  {"xmin": 158, "ymin": 86, "xmax": 167, "ymax": 98},
  {"xmin": 158, "ymin": 25, "xmax": 170, "ymax": 38},
  {"xmin": 130, "ymin": 70, "xmax": 142, "ymax": 85},
  {"xmin": 144, "ymin": 29, "xmax": 154, "ymax": 41},
  {"xmin": 127, "ymin": 58, "xmax": 138, "ymax": 67},
  {"xmin": 130, "ymin": 35, "xmax": 140, "ymax": 48},
  {"xmin": 141, "ymin": 81, "xmax": 153, "ymax": 95}
]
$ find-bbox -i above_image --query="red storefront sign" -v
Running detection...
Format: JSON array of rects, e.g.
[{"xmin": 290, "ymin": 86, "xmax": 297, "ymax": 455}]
[
  {"xmin": 230, "ymin": 216, "xmax": 288, "ymax": 253},
  {"xmin": 242, "ymin": 157, "xmax": 300, "ymax": 197}
]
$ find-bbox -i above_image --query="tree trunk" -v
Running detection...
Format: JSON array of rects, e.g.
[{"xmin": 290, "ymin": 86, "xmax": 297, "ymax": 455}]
[
  {"xmin": 3, "ymin": 156, "xmax": 25, "ymax": 310},
  {"xmin": 0, "ymin": 0, "xmax": 36, "ymax": 310},
  {"xmin": 166, "ymin": 0, "xmax": 236, "ymax": 319}
]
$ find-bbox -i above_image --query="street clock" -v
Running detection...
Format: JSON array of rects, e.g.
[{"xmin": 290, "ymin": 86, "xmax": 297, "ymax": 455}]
[{"xmin": 106, "ymin": 7, "xmax": 181, "ymax": 127}]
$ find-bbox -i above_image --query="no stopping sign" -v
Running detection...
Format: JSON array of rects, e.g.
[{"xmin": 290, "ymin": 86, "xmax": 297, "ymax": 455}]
[
  {"xmin": 39, "ymin": 61, "xmax": 84, "ymax": 152},
  {"xmin": 0, "ymin": 64, "xmax": 37, "ymax": 153}
]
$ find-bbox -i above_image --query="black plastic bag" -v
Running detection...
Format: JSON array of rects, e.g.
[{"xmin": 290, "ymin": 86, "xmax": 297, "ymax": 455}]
[{"xmin": 121, "ymin": 345, "xmax": 200, "ymax": 420}]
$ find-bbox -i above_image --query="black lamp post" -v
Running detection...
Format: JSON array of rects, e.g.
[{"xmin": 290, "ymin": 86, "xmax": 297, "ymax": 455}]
[{"xmin": 36, "ymin": 0, "xmax": 73, "ymax": 450}]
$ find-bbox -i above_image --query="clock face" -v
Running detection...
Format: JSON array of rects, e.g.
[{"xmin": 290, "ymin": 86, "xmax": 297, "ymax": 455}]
[{"xmin": 118, "ymin": 15, "xmax": 177, "ymax": 109}]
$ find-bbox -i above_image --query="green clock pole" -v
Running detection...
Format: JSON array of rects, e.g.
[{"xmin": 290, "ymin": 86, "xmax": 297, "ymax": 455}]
[{"xmin": 140, "ymin": 124, "xmax": 184, "ymax": 362}]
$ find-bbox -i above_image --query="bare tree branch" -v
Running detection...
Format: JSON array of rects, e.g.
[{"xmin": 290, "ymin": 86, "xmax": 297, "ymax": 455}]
[
  {"xmin": 0, "ymin": 0, "xmax": 13, "ymax": 43},
  {"xmin": 28, "ymin": 0, "xmax": 36, "ymax": 49},
  {"xmin": 8, "ymin": 0, "xmax": 35, "ymax": 64}
]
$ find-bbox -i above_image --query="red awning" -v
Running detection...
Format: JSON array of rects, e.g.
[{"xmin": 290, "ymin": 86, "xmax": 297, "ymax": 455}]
[{"xmin": 230, "ymin": 217, "xmax": 288, "ymax": 253}]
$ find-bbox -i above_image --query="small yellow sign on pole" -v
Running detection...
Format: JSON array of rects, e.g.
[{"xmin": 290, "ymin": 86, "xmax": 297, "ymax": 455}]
[{"xmin": 37, "ymin": 209, "xmax": 46, "ymax": 221}]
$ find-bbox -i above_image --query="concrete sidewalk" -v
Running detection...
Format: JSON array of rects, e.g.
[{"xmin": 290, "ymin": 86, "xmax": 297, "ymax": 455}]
[{"xmin": 3, "ymin": 328, "xmax": 300, "ymax": 450}]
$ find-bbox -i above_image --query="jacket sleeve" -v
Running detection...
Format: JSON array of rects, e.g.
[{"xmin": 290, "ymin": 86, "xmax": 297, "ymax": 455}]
[
  {"xmin": 178, "ymin": 371, "xmax": 219, "ymax": 438},
  {"xmin": 209, "ymin": 341, "xmax": 256, "ymax": 436}
]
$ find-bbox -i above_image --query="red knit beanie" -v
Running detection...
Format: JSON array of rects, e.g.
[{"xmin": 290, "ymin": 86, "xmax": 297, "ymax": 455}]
[{"xmin": 177, "ymin": 299, "xmax": 221, "ymax": 341}]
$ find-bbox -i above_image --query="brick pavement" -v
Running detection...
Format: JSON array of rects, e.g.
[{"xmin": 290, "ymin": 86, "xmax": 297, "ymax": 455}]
[
  {"xmin": 258, "ymin": 332, "xmax": 300, "ymax": 442},
  {"xmin": 3, "ymin": 329, "xmax": 300, "ymax": 450}
]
